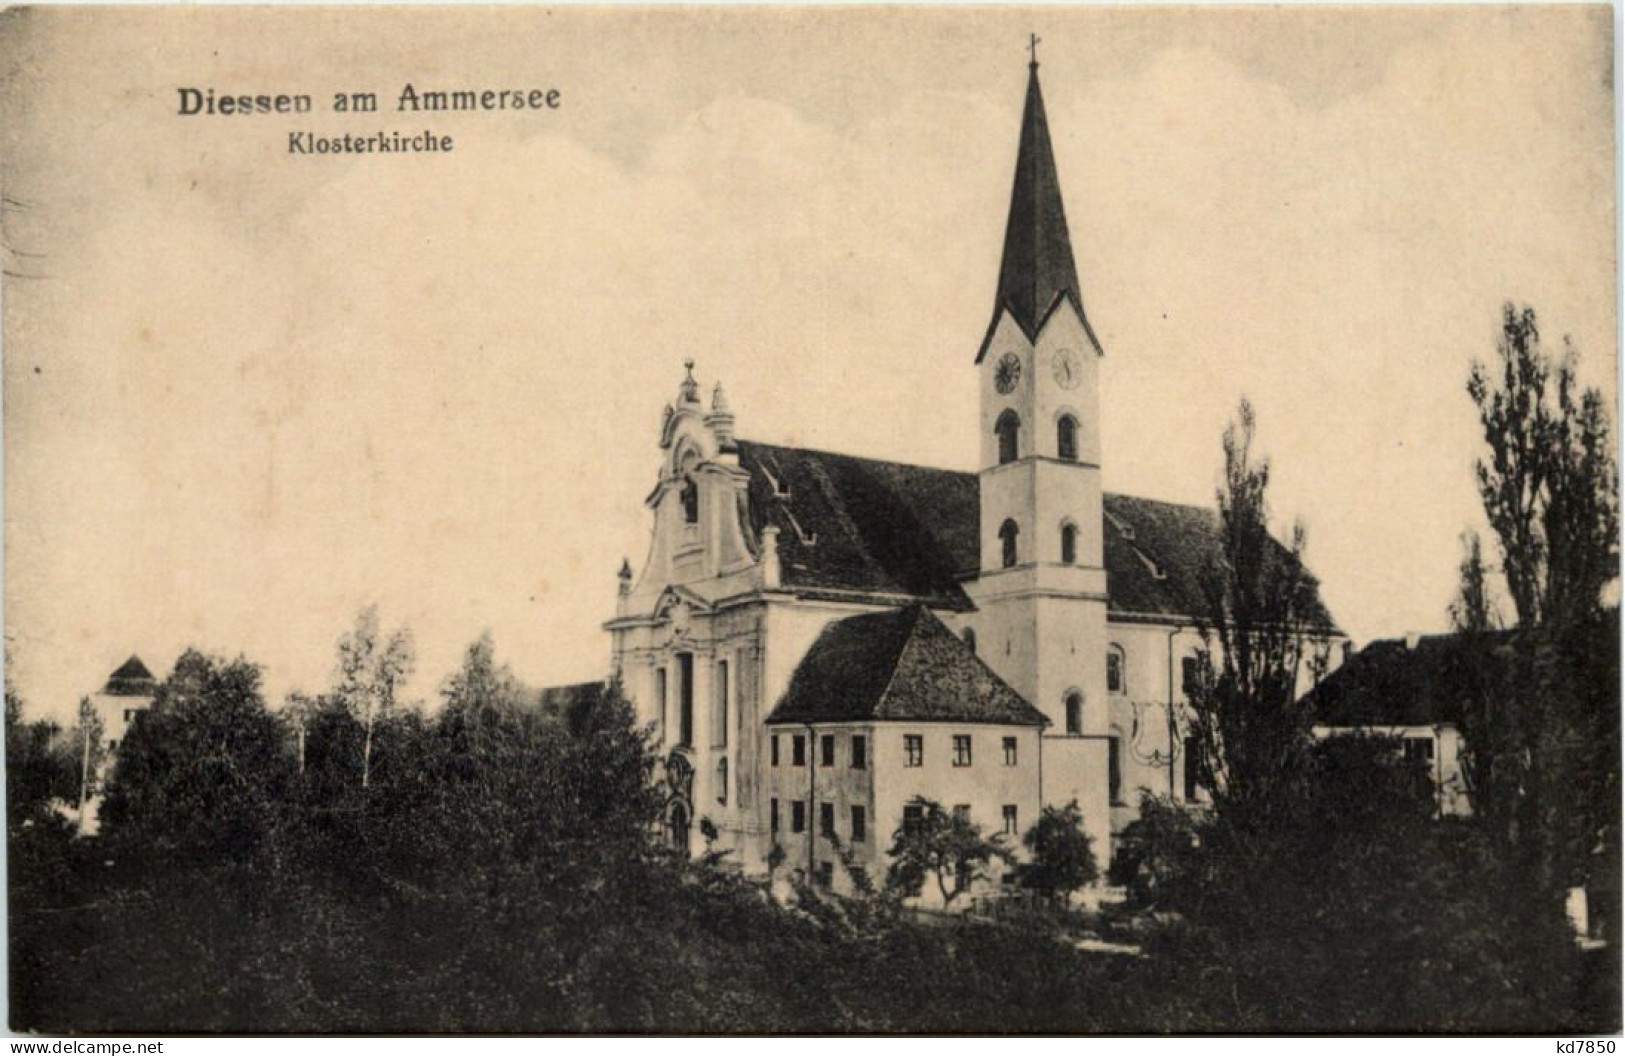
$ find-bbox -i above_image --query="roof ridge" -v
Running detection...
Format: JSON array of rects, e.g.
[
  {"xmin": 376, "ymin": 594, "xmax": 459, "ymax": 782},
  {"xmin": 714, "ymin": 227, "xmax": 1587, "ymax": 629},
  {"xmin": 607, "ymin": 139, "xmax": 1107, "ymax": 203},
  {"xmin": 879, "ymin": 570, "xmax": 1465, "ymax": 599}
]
[{"xmin": 738, "ymin": 437, "xmax": 974, "ymax": 480}]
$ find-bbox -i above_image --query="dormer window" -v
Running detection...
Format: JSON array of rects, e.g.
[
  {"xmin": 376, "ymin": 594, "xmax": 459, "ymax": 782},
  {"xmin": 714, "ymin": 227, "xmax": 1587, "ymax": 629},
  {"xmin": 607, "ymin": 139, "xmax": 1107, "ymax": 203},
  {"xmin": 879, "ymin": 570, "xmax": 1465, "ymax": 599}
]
[
  {"xmin": 995, "ymin": 410, "xmax": 1021, "ymax": 465},
  {"xmin": 1057, "ymin": 414, "xmax": 1079, "ymax": 462},
  {"xmin": 999, "ymin": 519, "xmax": 1019, "ymax": 569}
]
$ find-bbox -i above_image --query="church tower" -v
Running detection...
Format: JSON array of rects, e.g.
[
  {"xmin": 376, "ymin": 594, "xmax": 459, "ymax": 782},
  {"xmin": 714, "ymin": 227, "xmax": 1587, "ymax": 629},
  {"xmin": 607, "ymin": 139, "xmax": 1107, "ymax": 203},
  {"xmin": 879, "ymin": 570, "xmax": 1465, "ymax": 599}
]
[{"xmin": 974, "ymin": 54, "xmax": 1110, "ymax": 758}]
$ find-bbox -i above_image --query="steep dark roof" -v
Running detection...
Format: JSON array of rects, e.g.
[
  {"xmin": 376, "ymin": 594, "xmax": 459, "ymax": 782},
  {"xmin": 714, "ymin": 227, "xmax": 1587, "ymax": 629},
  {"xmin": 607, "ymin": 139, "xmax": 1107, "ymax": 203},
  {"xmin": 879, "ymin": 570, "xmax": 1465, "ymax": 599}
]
[
  {"xmin": 735, "ymin": 439, "xmax": 1338, "ymax": 630},
  {"xmin": 1102, "ymin": 495, "xmax": 1336, "ymax": 629},
  {"xmin": 766, "ymin": 606, "xmax": 1048, "ymax": 727},
  {"xmin": 737, "ymin": 440, "xmax": 978, "ymax": 610},
  {"xmin": 1301, "ymin": 631, "xmax": 1517, "ymax": 727},
  {"xmin": 103, "ymin": 655, "xmax": 157, "ymax": 697},
  {"xmin": 978, "ymin": 62, "xmax": 1102, "ymax": 362}
]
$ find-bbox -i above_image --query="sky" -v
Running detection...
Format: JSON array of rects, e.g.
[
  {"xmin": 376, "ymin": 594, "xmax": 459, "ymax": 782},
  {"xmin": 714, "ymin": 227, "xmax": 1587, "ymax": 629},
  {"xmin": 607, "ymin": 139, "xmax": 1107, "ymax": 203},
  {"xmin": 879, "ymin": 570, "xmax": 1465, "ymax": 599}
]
[{"xmin": 2, "ymin": 5, "xmax": 1616, "ymax": 724}]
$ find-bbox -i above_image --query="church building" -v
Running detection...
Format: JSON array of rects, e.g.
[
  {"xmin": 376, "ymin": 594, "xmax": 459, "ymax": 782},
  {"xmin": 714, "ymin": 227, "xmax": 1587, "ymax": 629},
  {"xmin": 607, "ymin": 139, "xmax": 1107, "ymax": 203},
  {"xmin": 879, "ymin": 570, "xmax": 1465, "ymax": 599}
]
[{"xmin": 601, "ymin": 56, "xmax": 1345, "ymax": 895}]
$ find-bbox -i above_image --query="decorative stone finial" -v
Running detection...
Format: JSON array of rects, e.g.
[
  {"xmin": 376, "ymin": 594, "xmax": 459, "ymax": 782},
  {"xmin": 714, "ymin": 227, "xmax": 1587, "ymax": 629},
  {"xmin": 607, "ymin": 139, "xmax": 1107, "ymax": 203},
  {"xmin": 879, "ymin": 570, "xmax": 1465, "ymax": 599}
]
[
  {"xmin": 679, "ymin": 359, "xmax": 700, "ymax": 404},
  {"xmin": 618, "ymin": 558, "xmax": 633, "ymax": 596},
  {"xmin": 706, "ymin": 379, "xmax": 736, "ymax": 446}
]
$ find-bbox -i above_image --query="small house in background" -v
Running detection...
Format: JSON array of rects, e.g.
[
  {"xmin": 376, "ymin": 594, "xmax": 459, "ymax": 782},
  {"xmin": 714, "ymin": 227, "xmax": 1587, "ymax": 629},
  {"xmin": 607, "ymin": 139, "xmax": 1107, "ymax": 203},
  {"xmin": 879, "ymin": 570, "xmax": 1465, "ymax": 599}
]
[
  {"xmin": 1300, "ymin": 632, "xmax": 1487, "ymax": 818},
  {"xmin": 89, "ymin": 655, "xmax": 158, "ymax": 754},
  {"xmin": 535, "ymin": 680, "xmax": 605, "ymax": 729},
  {"xmin": 66, "ymin": 655, "xmax": 159, "ymax": 835}
]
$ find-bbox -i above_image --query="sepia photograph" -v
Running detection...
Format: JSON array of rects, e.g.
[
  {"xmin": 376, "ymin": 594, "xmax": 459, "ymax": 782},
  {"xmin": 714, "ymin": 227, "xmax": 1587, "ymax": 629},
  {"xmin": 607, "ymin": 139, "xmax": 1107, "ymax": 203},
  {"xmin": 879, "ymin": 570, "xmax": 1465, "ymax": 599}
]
[{"xmin": 2, "ymin": 3, "xmax": 1619, "ymax": 1036}]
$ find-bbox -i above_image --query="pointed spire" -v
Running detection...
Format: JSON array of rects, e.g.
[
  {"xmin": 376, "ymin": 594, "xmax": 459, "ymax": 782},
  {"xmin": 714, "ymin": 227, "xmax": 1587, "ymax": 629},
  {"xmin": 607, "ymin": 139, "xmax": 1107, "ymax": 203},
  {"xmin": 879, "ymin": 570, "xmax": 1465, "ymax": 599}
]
[{"xmin": 978, "ymin": 57, "xmax": 1102, "ymax": 361}]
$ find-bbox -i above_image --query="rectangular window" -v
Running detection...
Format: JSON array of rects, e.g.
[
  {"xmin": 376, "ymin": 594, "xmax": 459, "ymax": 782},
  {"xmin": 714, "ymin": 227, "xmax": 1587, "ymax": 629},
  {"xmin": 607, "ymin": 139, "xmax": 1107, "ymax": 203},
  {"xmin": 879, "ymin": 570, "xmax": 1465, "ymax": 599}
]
[
  {"xmin": 1181, "ymin": 656, "xmax": 1199, "ymax": 697},
  {"xmin": 953, "ymin": 734, "xmax": 972, "ymax": 767},
  {"xmin": 792, "ymin": 734, "xmax": 806, "ymax": 767},
  {"xmin": 820, "ymin": 733, "xmax": 835, "ymax": 767},
  {"xmin": 714, "ymin": 658, "xmax": 729, "ymax": 747},
  {"xmin": 820, "ymin": 802, "xmax": 835, "ymax": 838},
  {"xmin": 678, "ymin": 653, "xmax": 694, "ymax": 747},
  {"xmin": 852, "ymin": 735, "xmax": 867, "ymax": 770},
  {"xmin": 1184, "ymin": 735, "xmax": 1201, "ymax": 801},
  {"xmin": 1002, "ymin": 736, "xmax": 1017, "ymax": 766},
  {"xmin": 902, "ymin": 803, "xmax": 925, "ymax": 834},
  {"xmin": 770, "ymin": 797, "xmax": 779, "ymax": 834},
  {"xmin": 792, "ymin": 800, "xmax": 806, "ymax": 833},
  {"xmin": 771, "ymin": 733, "xmax": 780, "ymax": 767},
  {"xmin": 816, "ymin": 861, "xmax": 834, "ymax": 889},
  {"xmin": 952, "ymin": 804, "xmax": 971, "ymax": 824},
  {"xmin": 904, "ymin": 734, "xmax": 923, "ymax": 767},
  {"xmin": 656, "ymin": 668, "xmax": 668, "ymax": 741},
  {"xmin": 851, "ymin": 805, "xmax": 867, "ymax": 842},
  {"xmin": 1002, "ymin": 805, "xmax": 1018, "ymax": 836},
  {"xmin": 1109, "ymin": 736, "xmax": 1122, "ymax": 805},
  {"xmin": 1403, "ymin": 737, "xmax": 1435, "ymax": 764}
]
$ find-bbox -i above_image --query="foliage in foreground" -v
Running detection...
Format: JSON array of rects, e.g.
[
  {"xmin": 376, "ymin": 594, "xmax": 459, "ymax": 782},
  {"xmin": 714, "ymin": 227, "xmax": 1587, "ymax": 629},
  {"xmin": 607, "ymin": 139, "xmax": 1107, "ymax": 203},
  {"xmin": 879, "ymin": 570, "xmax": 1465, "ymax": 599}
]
[{"xmin": 9, "ymin": 639, "xmax": 1618, "ymax": 1034}]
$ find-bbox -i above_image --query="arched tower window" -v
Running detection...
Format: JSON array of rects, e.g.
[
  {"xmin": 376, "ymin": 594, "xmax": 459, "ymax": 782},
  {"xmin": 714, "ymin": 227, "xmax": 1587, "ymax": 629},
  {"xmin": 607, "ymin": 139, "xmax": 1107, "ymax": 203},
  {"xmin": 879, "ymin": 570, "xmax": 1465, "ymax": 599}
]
[
  {"xmin": 1057, "ymin": 414, "xmax": 1079, "ymax": 462},
  {"xmin": 680, "ymin": 477, "xmax": 699, "ymax": 524},
  {"xmin": 1060, "ymin": 522, "xmax": 1078, "ymax": 565},
  {"xmin": 995, "ymin": 410, "xmax": 1021, "ymax": 465},
  {"xmin": 1064, "ymin": 691, "xmax": 1084, "ymax": 736},
  {"xmin": 999, "ymin": 519, "xmax": 1019, "ymax": 569},
  {"xmin": 1107, "ymin": 646, "xmax": 1126, "ymax": 695},
  {"xmin": 677, "ymin": 450, "xmax": 700, "ymax": 525},
  {"xmin": 962, "ymin": 627, "xmax": 977, "ymax": 654}
]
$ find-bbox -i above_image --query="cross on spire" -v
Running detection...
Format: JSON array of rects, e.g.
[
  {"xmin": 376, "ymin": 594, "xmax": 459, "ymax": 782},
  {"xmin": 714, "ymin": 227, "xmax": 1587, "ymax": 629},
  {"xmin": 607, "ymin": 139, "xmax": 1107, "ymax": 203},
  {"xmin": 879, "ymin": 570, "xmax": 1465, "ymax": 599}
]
[{"xmin": 1028, "ymin": 33, "xmax": 1041, "ymax": 68}]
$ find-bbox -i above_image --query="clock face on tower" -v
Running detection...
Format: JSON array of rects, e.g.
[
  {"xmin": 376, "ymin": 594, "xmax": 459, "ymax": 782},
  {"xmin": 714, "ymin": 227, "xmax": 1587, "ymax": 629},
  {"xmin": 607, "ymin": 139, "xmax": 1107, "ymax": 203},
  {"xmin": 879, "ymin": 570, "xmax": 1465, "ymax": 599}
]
[
  {"xmin": 1052, "ymin": 347, "xmax": 1081, "ymax": 390},
  {"xmin": 994, "ymin": 353, "xmax": 1022, "ymax": 394}
]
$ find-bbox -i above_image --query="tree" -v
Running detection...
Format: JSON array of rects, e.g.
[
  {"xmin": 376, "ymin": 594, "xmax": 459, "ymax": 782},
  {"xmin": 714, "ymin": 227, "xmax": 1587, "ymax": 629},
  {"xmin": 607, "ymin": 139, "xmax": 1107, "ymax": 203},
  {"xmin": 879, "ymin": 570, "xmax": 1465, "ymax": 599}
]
[
  {"xmin": 1017, "ymin": 800, "xmax": 1098, "ymax": 900},
  {"xmin": 440, "ymin": 631, "xmax": 525, "ymax": 717},
  {"xmin": 99, "ymin": 649, "xmax": 294, "ymax": 869},
  {"xmin": 1459, "ymin": 302, "xmax": 1619, "ymax": 909},
  {"xmin": 1449, "ymin": 531, "xmax": 1501, "ymax": 634},
  {"xmin": 1108, "ymin": 793, "xmax": 1209, "ymax": 912},
  {"xmin": 334, "ymin": 605, "xmax": 415, "ymax": 790},
  {"xmin": 1466, "ymin": 303, "xmax": 1618, "ymax": 632},
  {"xmin": 1185, "ymin": 399, "xmax": 1324, "ymax": 842},
  {"xmin": 5, "ymin": 687, "xmax": 75, "ymax": 831},
  {"xmin": 883, "ymin": 797, "xmax": 1011, "ymax": 907}
]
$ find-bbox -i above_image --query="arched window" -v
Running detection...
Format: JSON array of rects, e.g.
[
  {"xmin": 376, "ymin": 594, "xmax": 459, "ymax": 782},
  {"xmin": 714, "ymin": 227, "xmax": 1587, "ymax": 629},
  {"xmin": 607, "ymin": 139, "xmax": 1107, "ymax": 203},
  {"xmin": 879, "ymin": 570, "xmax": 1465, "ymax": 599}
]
[
  {"xmin": 962, "ymin": 627, "xmax": 977, "ymax": 654},
  {"xmin": 678, "ymin": 450, "xmax": 700, "ymax": 524},
  {"xmin": 1057, "ymin": 414, "xmax": 1079, "ymax": 462},
  {"xmin": 715, "ymin": 756, "xmax": 728, "ymax": 805},
  {"xmin": 995, "ymin": 410, "xmax": 1021, "ymax": 465},
  {"xmin": 1107, "ymin": 646, "xmax": 1126, "ymax": 695},
  {"xmin": 999, "ymin": 519, "xmax": 1019, "ymax": 569},
  {"xmin": 1061, "ymin": 522, "xmax": 1078, "ymax": 565},
  {"xmin": 680, "ymin": 477, "xmax": 699, "ymax": 524},
  {"xmin": 1065, "ymin": 691, "xmax": 1084, "ymax": 736}
]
